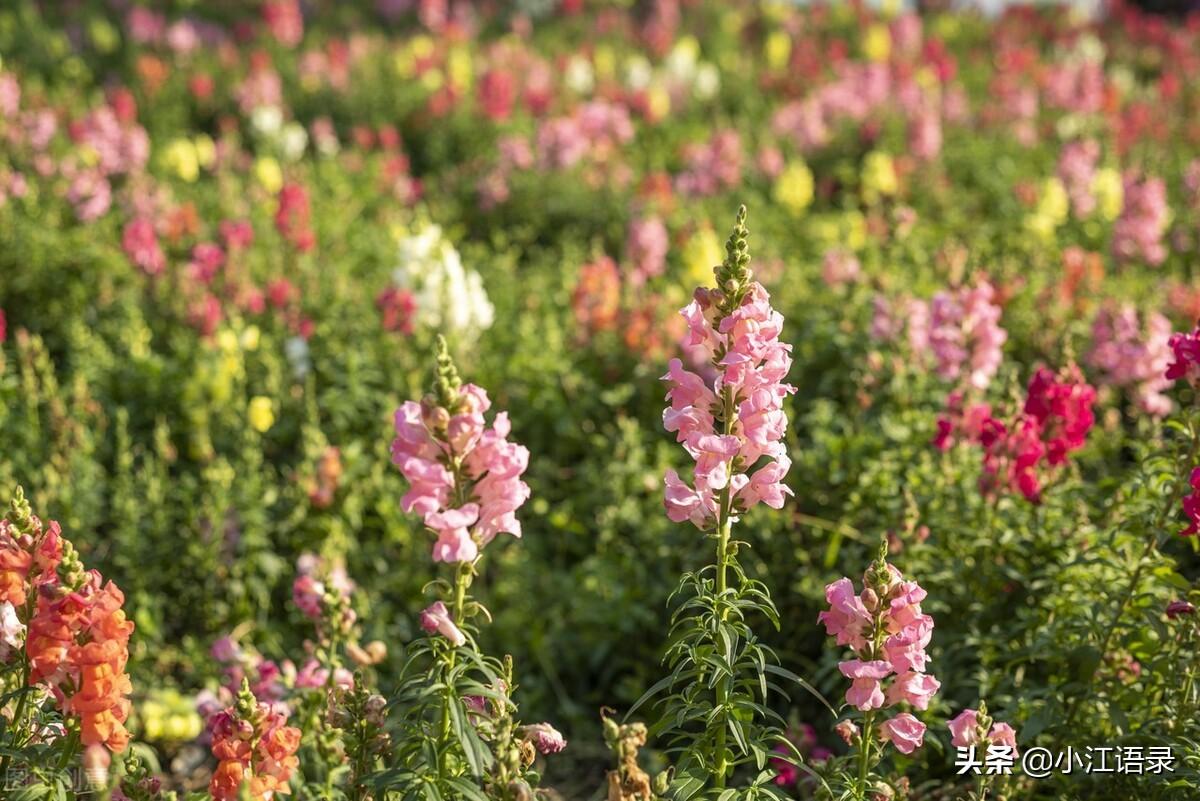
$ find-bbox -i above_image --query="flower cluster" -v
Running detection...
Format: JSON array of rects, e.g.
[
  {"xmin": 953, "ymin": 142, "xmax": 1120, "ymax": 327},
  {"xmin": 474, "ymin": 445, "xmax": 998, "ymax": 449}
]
[
  {"xmin": 977, "ymin": 366, "xmax": 1096, "ymax": 503},
  {"xmin": 662, "ymin": 207, "xmax": 795, "ymax": 528},
  {"xmin": 291, "ymin": 552, "xmax": 356, "ymax": 633},
  {"xmin": 908, "ymin": 280, "xmax": 1007, "ymax": 391},
  {"xmin": 1113, "ymin": 173, "xmax": 1169, "ymax": 266},
  {"xmin": 209, "ymin": 683, "xmax": 302, "ymax": 801},
  {"xmin": 275, "ymin": 182, "xmax": 316, "ymax": 252},
  {"xmin": 818, "ymin": 553, "xmax": 937, "ymax": 756},
  {"xmin": 1166, "ymin": 324, "xmax": 1200, "ymax": 387},
  {"xmin": 1057, "ymin": 139, "xmax": 1100, "ymax": 218},
  {"xmin": 2, "ymin": 490, "xmax": 136, "ymax": 754},
  {"xmin": 391, "ymin": 339, "xmax": 530, "ymax": 563},
  {"xmin": 387, "ymin": 222, "xmax": 495, "ymax": 337},
  {"xmin": 626, "ymin": 215, "xmax": 669, "ymax": 286},
  {"xmin": 1087, "ymin": 305, "xmax": 1173, "ymax": 416},
  {"xmin": 948, "ymin": 706, "xmax": 1018, "ymax": 754}
]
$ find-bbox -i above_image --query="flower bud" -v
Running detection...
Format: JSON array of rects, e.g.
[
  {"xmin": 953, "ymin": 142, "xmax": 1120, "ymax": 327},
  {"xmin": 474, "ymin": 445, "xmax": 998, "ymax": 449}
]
[
  {"xmin": 835, "ymin": 719, "xmax": 859, "ymax": 745},
  {"xmin": 869, "ymin": 782, "xmax": 895, "ymax": 801},
  {"xmin": 83, "ymin": 744, "xmax": 110, "ymax": 788},
  {"xmin": 365, "ymin": 694, "xmax": 387, "ymax": 727},
  {"xmin": 602, "ymin": 714, "xmax": 620, "ymax": 747},
  {"xmin": 861, "ymin": 588, "xmax": 879, "ymax": 612},
  {"xmin": 653, "ymin": 770, "xmax": 672, "ymax": 795},
  {"xmin": 1167, "ymin": 600, "xmax": 1196, "ymax": 619}
]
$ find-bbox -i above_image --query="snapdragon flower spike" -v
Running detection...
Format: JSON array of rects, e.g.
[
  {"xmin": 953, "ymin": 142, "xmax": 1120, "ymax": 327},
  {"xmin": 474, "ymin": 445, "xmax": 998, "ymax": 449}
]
[
  {"xmin": 662, "ymin": 206, "xmax": 795, "ymax": 528},
  {"xmin": 209, "ymin": 681, "xmax": 302, "ymax": 801},
  {"xmin": 818, "ymin": 546, "xmax": 938, "ymax": 754},
  {"xmin": 391, "ymin": 337, "xmax": 531, "ymax": 563},
  {"xmin": 3, "ymin": 489, "xmax": 135, "ymax": 753}
]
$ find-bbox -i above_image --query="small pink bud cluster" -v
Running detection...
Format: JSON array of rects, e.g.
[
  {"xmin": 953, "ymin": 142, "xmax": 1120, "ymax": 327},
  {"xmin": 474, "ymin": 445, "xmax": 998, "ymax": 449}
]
[
  {"xmin": 392, "ymin": 385, "xmax": 531, "ymax": 564},
  {"xmin": 948, "ymin": 708, "xmax": 1018, "ymax": 754},
  {"xmin": 975, "ymin": 366, "xmax": 1096, "ymax": 503},
  {"xmin": 1113, "ymin": 173, "xmax": 1169, "ymax": 266},
  {"xmin": 818, "ymin": 560, "xmax": 938, "ymax": 755},
  {"xmin": 908, "ymin": 280, "xmax": 1007, "ymax": 392},
  {"xmin": 662, "ymin": 282, "xmax": 795, "ymax": 529},
  {"xmin": 291, "ymin": 553, "xmax": 356, "ymax": 630},
  {"xmin": 1087, "ymin": 306, "xmax": 1173, "ymax": 416}
]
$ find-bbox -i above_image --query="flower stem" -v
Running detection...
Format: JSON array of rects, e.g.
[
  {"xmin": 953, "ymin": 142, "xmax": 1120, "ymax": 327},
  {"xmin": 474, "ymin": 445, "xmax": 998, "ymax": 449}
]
[
  {"xmin": 857, "ymin": 712, "xmax": 875, "ymax": 801},
  {"xmin": 437, "ymin": 562, "xmax": 474, "ymax": 779},
  {"xmin": 711, "ymin": 381, "xmax": 737, "ymax": 789}
]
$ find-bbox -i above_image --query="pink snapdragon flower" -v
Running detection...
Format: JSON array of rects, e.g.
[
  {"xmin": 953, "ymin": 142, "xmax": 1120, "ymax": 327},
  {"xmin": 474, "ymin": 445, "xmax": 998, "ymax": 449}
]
[
  {"xmin": 122, "ymin": 218, "xmax": 166, "ymax": 276},
  {"xmin": 291, "ymin": 553, "xmax": 356, "ymax": 632},
  {"xmin": 419, "ymin": 601, "xmax": 466, "ymax": 646},
  {"xmin": 276, "ymin": 183, "xmax": 316, "ymax": 252},
  {"xmin": 626, "ymin": 215, "xmax": 669, "ymax": 285},
  {"xmin": 1024, "ymin": 366, "xmax": 1097, "ymax": 466},
  {"xmin": 661, "ymin": 209, "xmax": 794, "ymax": 528},
  {"xmin": 391, "ymin": 345, "xmax": 531, "ymax": 564},
  {"xmin": 877, "ymin": 713, "xmax": 926, "ymax": 755},
  {"xmin": 66, "ymin": 169, "xmax": 111, "ymax": 222},
  {"xmin": 821, "ymin": 249, "xmax": 861, "ymax": 288},
  {"xmin": 818, "ymin": 551, "xmax": 937, "ymax": 752},
  {"xmin": 908, "ymin": 280, "xmax": 1007, "ymax": 391},
  {"xmin": 522, "ymin": 723, "xmax": 567, "ymax": 755},
  {"xmin": 933, "ymin": 391, "xmax": 993, "ymax": 451},
  {"xmin": 1113, "ymin": 173, "xmax": 1169, "ymax": 266},
  {"xmin": 948, "ymin": 707, "xmax": 1018, "ymax": 755},
  {"xmin": 1087, "ymin": 306, "xmax": 1172, "ymax": 417},
  {"xmin": 71, "ymin": 104, "xmax": 149, "ymax": 177},
  {"xmin": 1057, "ymin": 139, "xmax": 1099, "ymax": 218},
  {"xmin": 263, "ymin": 0, "xmax": 304, "ymax": 47},
  {"xmin": 675, "ymin": 130, "xmax": 742, "ymax": 197}
]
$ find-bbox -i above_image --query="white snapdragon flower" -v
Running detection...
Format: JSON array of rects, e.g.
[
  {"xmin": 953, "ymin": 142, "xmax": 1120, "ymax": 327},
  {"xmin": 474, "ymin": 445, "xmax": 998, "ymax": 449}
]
[{"xmin": 393, "ymin": 222, "xmax": 494, "ymax": 337}]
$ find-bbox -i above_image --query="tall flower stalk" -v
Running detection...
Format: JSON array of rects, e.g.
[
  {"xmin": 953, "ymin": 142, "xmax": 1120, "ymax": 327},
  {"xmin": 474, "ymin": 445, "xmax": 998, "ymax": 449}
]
[
  {"xmin": 637, "ymin": 206, "xmax": 800, "ymax": 798},
  {"xmin": 385, "ymin": 337, "xmax": 562, "ymax": 800}
]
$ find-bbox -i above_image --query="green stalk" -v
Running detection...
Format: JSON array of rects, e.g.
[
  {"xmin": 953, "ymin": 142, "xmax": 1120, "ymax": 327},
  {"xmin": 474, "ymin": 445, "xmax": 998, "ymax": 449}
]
[
  {"xmin": 711, "ymin": 382, "xmax": 736, "ymax": 789},
  {"xmin": 856, "ymin": 712, "xmax": 875, "ymax": 801}
]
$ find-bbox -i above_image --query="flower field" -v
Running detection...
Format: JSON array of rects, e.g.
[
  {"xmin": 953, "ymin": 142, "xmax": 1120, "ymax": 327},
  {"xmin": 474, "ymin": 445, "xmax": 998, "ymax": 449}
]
[{"xmin": 3, "ymin": 0, "xmax": 1200, "ymax": 799}]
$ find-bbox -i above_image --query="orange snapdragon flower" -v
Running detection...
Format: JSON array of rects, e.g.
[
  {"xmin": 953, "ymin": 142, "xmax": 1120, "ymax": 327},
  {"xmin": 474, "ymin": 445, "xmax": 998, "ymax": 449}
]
[
  {"xmin": 209, "ymin": 688, "xmax": 302, "ymax": 801},
  {"xmin": 27, "ymin": 574, "xmax": 135, "ymax": 753}
]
